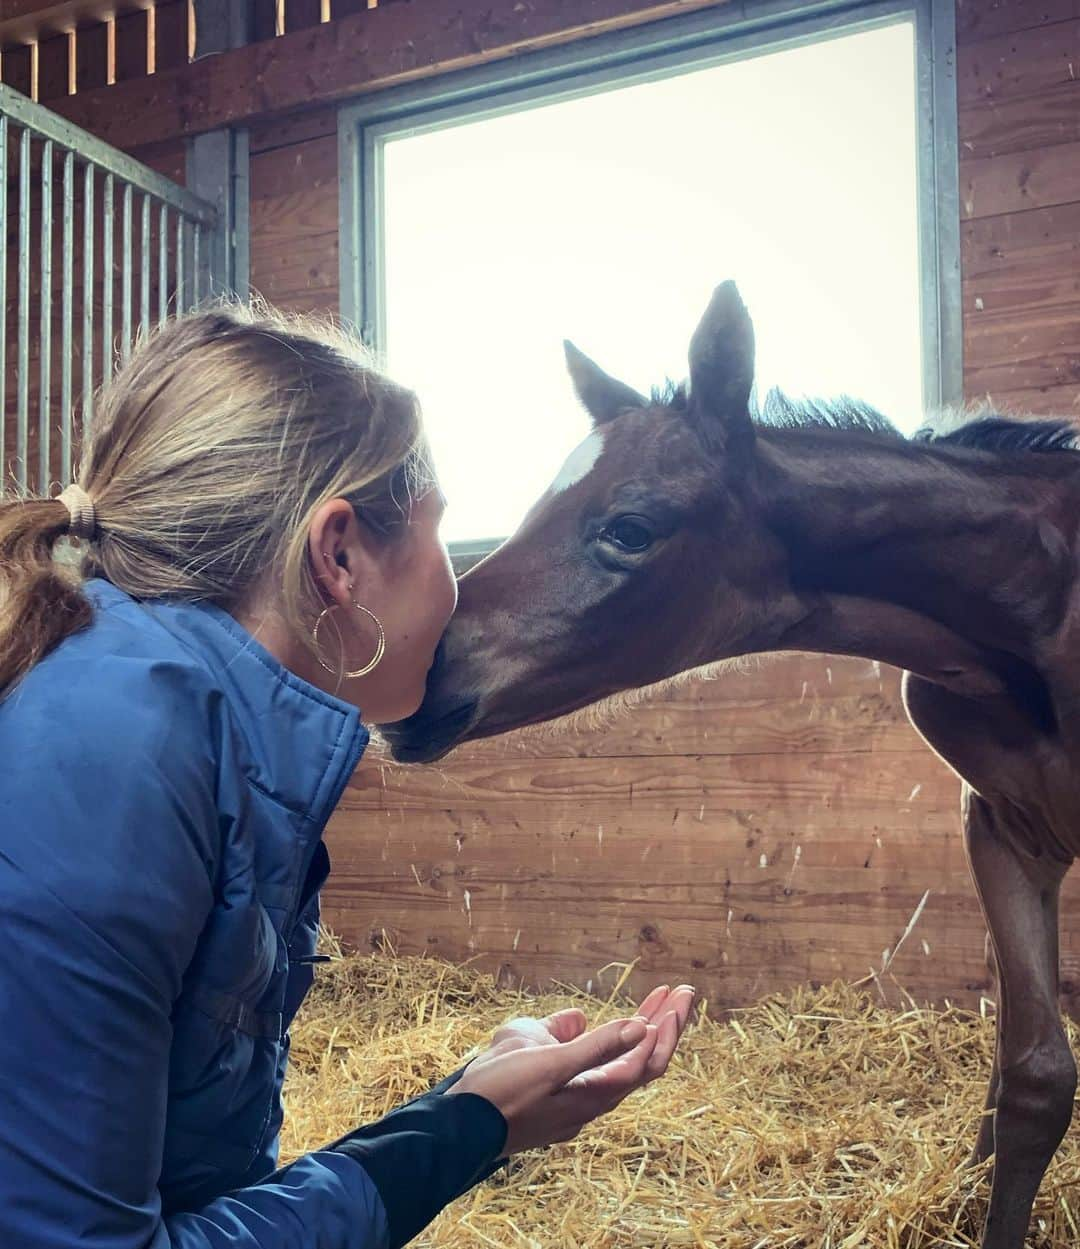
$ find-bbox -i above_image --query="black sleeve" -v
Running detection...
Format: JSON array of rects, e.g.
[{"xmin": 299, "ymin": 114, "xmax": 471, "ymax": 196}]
[
  {"xmin": 328, "ymin": 1089, "xmax": 508, "ymax": 1249},
  {"xmin": 426, "ymin": 1063, "xmax": 470, "ymax": 1096},
  {"xmin": 425, "ymin": 1065, "xmax": 509, "ymax": 1186}
]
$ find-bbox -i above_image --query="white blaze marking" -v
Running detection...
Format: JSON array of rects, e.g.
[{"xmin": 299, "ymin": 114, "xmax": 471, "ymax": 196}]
[{"xmin": 548, "ymin": 430, "xmax": 604, "ymax": 495}]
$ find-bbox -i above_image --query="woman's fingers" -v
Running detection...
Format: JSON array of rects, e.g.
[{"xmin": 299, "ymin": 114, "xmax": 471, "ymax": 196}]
[
  {"xmin": 561, "ymin": 1023, "xmax": 659, "ymax": 1098},
  {"xmin": 671, "ymin": 985, "xmax": 696, "ymax": 1029},
  {"xmin": 644, "ymin": 988, "xmax": 695, "ymax": 1081},
  {"xmin": 644, "ymin": 1010, "xmax": 681, "ymax": 1080},
  {"xmin": 566, "ymin": 1009, "xmax": 677, "ymax": 1116},
  {"xmin": 632, "ymin": 981, "xmax": 694, "ymax": 1026},
  {"xmin": 558, "ymin": 984, "xmax": 696, "ymax": 1094},
  {"xmin": 633, "ymin": 984, "xmax": 672, "ymax": 1023},
  {"xmin": 541, "ymin": 1016, "xmax": 648, "ymax": 1088}
]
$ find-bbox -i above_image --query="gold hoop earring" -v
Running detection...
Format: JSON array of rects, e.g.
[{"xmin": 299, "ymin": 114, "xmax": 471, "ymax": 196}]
[{"xmin": 312, "ymin": 601, "xmax": 386, "ymax": 678}]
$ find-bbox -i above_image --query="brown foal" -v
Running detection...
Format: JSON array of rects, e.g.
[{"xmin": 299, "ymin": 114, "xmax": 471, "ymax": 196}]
[{"xmin": 382, "ymin": 282, "xmax": 1080, "ymax": 1248}]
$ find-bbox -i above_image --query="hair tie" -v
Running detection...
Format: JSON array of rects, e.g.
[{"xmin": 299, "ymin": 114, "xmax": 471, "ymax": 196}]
[{"xmin": 56, "ymin": 483, "xmax": 97, "ymax": 540}]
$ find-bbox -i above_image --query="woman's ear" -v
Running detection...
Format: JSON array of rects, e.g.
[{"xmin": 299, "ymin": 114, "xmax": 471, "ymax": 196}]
[{"xmin": 308, "ymin": 499, "xmax": 363, "ymax": 607}]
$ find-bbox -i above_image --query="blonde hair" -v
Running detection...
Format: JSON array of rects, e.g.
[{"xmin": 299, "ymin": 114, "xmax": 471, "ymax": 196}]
[{"xmin": 0, "ymin": 301, "xmax": 433, "ymax": 699}]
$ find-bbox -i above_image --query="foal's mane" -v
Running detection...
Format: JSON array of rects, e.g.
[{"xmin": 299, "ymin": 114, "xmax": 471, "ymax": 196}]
[
  {"xmin": 752, "ymin": 387, "xmax": 899, "ymax": 436},
  {"xmin": 916, "ymin": 416, "xmax": 1080, "ymax": 453},
  {"xmin": 653, "ymin": 380, "xmax": 1080, "ymax": 454}
]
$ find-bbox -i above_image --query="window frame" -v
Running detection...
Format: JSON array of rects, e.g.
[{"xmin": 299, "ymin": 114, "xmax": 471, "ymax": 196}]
[{"xmin": 338, "ymin": 0, "xmax": 960, "ymax": 567}]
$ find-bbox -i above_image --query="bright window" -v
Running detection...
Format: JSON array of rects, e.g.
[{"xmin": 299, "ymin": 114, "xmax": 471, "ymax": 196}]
[{"xmin": 376, "ymin": 21, "xmax": 922, "ymax": 545}]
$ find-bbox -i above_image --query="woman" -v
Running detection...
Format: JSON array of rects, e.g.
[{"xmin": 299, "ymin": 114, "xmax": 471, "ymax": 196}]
[{"xmin": 0, "ymin": 304, "xmax": 693, "ymax": 1249}]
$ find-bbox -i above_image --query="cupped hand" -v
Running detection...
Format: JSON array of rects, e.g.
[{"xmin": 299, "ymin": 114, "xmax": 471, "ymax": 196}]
[{"xmin": 449, "ymin": 983, "xmax": 695, "ymax": 1156}]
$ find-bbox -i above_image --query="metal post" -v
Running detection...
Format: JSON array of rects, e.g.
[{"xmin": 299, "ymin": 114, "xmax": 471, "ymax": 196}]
[
  {"xmin": 159, "ymin": 203, "xmax": 168, "ymax": 325},
  {"xmin": 61, "ymin": 149, "xmax": 74, "ymax": 484},
  {"xmin": 121, "ymin": 182, "xmax": 132, "ymax": 362},
  {"xmin": 102, "ymin": 173, "xmax": 114, "ymax": 385},
  {"xmin": 187, "ymin": 126, "xmax": 249, "ymax": 298},
  {"xmin": 83, "ymin": 162, "xmax": 94, "ymax": 431},
  {"xmin": 17, "ymin": 127, "xmax": 31, "ymax": 493},
  {"xmin": 192, "ymin": 223, "xmax": 201, "ymax": 305},
  {"xmin": 39, "ymin": 139, "xmax": 53, "ymax": 493},
  {"xmin": 176, "ymin": 215, "xmax": 185, "ymax": 313},
  {"xmin": 188, "ymin": 0, "xmax": 251, "ymax": 299},
  {"xmin": 192, "ymin": 0, "xmax": 253, "ymax": 57},
  {"xmin": 140, "ymin": 193, "xmax": 151, "ymax": 340},
  {"xmin": 0, "ymin": 116, "xmax": 7, "ymax": 480}
]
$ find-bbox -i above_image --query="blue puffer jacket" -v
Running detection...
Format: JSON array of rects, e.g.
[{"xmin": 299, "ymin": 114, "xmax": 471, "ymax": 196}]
[{"xmin": 0, "ymin": 579, "xmax": 506, "ymax": 1249}]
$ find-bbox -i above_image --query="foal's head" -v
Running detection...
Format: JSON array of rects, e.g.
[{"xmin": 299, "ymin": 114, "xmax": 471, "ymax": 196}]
[{"xmin": 381, "ymin": 282, "xmax": 793, "ymax": 762}]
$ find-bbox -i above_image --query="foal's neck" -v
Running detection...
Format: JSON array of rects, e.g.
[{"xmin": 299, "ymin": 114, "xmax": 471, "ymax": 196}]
[{"xmin": 751, "ymin": 427, "xmax": 1078, "ymax": 691}]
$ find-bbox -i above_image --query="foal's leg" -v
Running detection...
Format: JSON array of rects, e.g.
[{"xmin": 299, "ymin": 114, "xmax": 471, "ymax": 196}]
[
  {"xmin": 969, "ymin": 931, "xmax": 1000, "ymax": 1168},
  {"xmin": 964, "ymin": 792, "xmax": 1076, "ymax": 1249}
]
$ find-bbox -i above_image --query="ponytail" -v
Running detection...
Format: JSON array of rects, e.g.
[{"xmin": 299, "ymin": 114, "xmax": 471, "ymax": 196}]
[{"xmin": 0, "ymin": 498, "xmax": 92, "ymax": 700}]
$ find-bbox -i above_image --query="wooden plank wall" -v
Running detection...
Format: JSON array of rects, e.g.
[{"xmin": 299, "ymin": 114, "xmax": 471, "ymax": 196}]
[
  {"xmin": 249, "ymin": 107, "xmax": 339, "ymax": 314},
  {"xmin": 329, "ymin": 660, "xmax": 1005, "ymax": 1012},
  {"xmin": 958, "ymin": 0, "xmax": 1080, "ymax": 413}
]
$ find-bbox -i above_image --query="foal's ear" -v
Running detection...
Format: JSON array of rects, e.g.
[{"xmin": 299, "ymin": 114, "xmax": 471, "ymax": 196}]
[
  {"xmin": 564, "ymin": 341, "xmax": 647, "ymax": 425},
  {"xmin": 688, "ymin": 281, "xmax": 756, "ymax": 437}
]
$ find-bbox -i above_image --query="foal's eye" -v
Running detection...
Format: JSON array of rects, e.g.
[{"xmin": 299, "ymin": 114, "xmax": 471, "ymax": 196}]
[{"xmin": 601, "ymin": 516, "xmax": 654, "ymax": 553}]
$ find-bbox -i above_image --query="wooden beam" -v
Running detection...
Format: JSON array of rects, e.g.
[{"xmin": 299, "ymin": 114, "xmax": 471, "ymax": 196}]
[{"xmin": 49, "ymin": 0, "xmax": 728, "ymax": 150}]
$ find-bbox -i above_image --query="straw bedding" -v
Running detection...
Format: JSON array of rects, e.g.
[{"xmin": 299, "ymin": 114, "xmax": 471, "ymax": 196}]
[{"xmin": 279, "ymin": 940, "xmax": 1080, "ymax": 1247}]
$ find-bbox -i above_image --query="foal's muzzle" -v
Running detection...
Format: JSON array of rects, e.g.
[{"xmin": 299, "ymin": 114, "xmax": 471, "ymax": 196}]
[{"xmin": 377, "ymin": 698, "xmax": 479, "ymax": 764}]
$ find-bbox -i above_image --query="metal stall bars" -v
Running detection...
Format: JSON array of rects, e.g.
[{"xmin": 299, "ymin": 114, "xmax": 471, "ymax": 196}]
[{"xmin": 0, "ymin": 82, "xmax": 217, "ymax": 497}]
